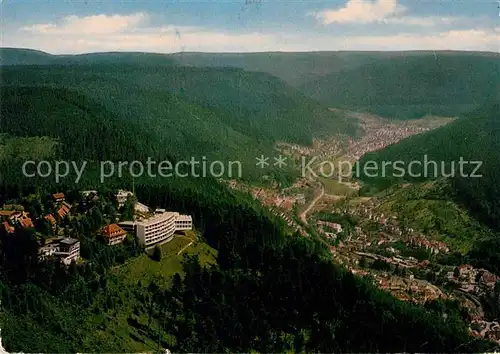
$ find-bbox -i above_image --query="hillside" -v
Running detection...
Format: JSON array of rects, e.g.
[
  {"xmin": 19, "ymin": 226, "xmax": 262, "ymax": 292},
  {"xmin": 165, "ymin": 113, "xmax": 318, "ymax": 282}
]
[
  {"xmin": 1, "ymin": 64, "xmax": 357, "ymax": 181},
  {"xmin": 301, "ymin": 53, "xmax": 500, "ymax": 119},
  {"xmin": 169, "ymin": 51, "xmax": 398, "ymax": 87},
  {"xmin": 1, "ymin": 176, "xmax": 496, "ymax": 352},
  {"xmin": 0, "ymin": 48, "xmax": 176, "ymax": 66},
  {"xmin": 357, "ymin": 102, "xmax": 500, "ymax": 229}
]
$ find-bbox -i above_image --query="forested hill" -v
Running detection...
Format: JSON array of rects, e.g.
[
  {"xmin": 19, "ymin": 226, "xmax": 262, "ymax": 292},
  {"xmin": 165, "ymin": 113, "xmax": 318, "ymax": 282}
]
[
  {"xmin": 357, "ymin": 102, "xmax": 500, "ymax": 229},
  {"xmin": 0, "ymin": 48, "xmax": 177, "ymax": 66},
  {"xmin": 1, "ymin": 63, "xmax": 357, "ymax": 181},
  {"xmin": 301, "ymin": 53, "xmax": 500, "ymax": 119},
  {"xmin": 170, "ymin": 51, "xmax": 499, "ymax": 119}
]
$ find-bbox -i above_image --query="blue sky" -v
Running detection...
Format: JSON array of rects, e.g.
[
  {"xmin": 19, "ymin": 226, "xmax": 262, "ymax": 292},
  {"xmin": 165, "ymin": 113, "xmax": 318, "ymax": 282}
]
[{"xmin": 2, "ymin": 0, "xmax": 499, "ymax": 53}]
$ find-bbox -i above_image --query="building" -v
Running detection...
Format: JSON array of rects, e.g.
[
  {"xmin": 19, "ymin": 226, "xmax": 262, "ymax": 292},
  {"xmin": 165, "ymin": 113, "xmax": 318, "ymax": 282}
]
[
  {"xmin": 45, "ymin": 214, "xmax": 57, "ymax": 231},
  {"xmin": 52, "ymin": 193, "xmax": 66, "ymax": 203},
  {"xmin": 135, "ymin": 202, "xmax": 150, "ymax": 214},
  {"xmin": 56, "ymin": 238, "xmax": 80, "ymax": 265},
  {"xmin": 0, "ymin": 211, "xmax": 21, "ymax": 222},
  {"xmin": 116, "ymin": 190, "xmax": 133, "ymax": 208},
  {"xmin": 2, "ymin": 222, "xmax": 14, "ymax": 234},
  {"xmin": 102, "ymin": 224, "xmax": 127, "ymax": 245},
  {"xmin": 174, "ymin": 213, "xmax": 193, "ymax": 231},
  {"xmin": 38, "ymin": 238, "xmax": 80, "ymax": 265},
  {"xmin": 57, "ymin": 202, "xmax": 71, "ymax": 219},
  {"xmin": 120, "ymin": 212, "xmax": 177, "ymax": 247},
  {"xmin": 0, "ymin": 211, "xmax": 15, "ymax": 220},
  {"xmin": 19, "ymin": 216, "xmax": 34, "ymax": 228},
  {"xmin": 119, "ymin": 211, "xmax": 193, "ymax": 247},
  {"xmin": 81, "ymin": 190, "xmax": 98, "ymax": 198},
  {"xmin": 38, "ymin": 240, "xmax": 60, "ymax": 260}
]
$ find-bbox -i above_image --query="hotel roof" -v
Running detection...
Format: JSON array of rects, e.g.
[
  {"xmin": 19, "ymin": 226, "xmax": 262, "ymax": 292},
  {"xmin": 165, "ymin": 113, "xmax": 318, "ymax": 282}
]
[{"xmin": 60, "ymin": 238, "xmax": 79, "ymax": 246}]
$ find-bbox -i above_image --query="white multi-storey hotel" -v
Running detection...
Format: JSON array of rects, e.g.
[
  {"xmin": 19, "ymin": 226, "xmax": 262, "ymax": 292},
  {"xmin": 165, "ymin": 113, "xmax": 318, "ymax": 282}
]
[
  {"xmin": 175, "ymin": 213, "xmax": 193, "ymax": 231},
  {"xmin": 119, "ymin": 211, "xmax": 192, "ymax": 247}
]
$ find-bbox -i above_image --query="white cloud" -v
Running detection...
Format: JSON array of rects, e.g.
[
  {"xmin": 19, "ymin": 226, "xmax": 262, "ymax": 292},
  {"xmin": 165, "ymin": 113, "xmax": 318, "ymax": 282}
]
[
  {"xmin": 310, "ymin": 0, "xmax": 463, "ymax": 27},
  {"xmin": 21, "ymin": 13, "xmax": 147, "ymax": 35},
  {"xmin": 5, "ymin": 12, "xmax": 499, "ymax": 53},
  {"xmin": 310, "ymin": 0, "xmax": 405, "ymax": 24}
]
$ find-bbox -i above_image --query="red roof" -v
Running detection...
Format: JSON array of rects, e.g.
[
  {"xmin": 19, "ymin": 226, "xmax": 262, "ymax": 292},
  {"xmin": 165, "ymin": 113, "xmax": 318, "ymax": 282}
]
[
  {"xmin": 20, "ymin": 217, "xmax": 34, "ymax": 228},
  {"xmin": 58, "ymin": 205, "xmax": 70, "ymax": 218},
  {"xmin": 102, "ymin": 224, "xmax": 126, "ymax": 239},
  {"xmin": 52, "ymin": 193, "xmax": 65, "ymax": 200},
  {"xmin": 2, "ymin": 221, "xmax": 14, "ymax": 233},
  {"xmin": 45, "ymin": 214, "xmax": 57, "ymax": 225}
]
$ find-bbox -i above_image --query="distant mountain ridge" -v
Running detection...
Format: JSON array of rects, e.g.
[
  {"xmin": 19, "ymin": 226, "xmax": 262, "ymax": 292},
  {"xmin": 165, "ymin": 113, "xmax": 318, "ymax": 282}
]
[{"xmin": 3, "ymin": 47, "xmax": 497, "ymax": 120}]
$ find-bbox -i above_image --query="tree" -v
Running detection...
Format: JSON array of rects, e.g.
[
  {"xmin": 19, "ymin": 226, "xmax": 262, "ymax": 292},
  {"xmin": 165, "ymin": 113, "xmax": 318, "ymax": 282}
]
[
  {"xmin": 153, "ymin": 245, "xmax": 162, "ymax": 261},
  {"xmin": 120, "ymin": 196, "xmax": 136, "ymax": 221}
]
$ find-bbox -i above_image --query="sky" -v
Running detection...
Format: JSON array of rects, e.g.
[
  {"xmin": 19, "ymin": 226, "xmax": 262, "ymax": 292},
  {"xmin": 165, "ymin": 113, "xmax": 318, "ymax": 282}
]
[{"xmin": 1, "ymin": 0, "xmax": 499, "ymax": 54}]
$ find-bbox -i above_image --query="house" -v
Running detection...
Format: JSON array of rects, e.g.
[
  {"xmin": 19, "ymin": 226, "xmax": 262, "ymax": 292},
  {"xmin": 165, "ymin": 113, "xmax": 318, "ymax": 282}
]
[
  {"xmin": 57, "ymin": 203, "xmax": 71, "ymax": 219},
  {"xmin": 55, "ymin": 238, "xmax": 80, "ymax": 265},
  {"xmin": 0, "ymin": 210, "xmax": 18, "ymax": 221},
  {"xmin": 102, "ymin": 224, "xmax": 127, "ymax": 245},
  {"xmin": 52, "ymin": 193, "xmax": 66, "ymax": 203},
  {"xmin": 38, "ymin": 240, "xmax": 60, "ymax": 260},
  {"xmin": 80, "ymin": 191, "xmax": 98, "ymax": 210},
  {"xmin": 281, "ymin": 200, "xmax": 293, "ymax": 210},
  {"xmin": 2, "ymin": 222, "xmax": 14, "ymax": 234},
  {"xmin": 479, "ymin": 270, "xmax": 498, "ymax": 287},
  {"xmin": 116, "ymin": 190, "xmax": 133, "ymax": 208},
  {"xmin": 19, "ymin": 216, "xmax": 34, "ymax": 229},
  {"xmin": 81, "ymin": 190, "xmax": 98, "ymax": 199},
  {"xmin": 38, "ymin": 238, "xmax": 80, "ymax": 265},
  {"xmin": 45, "ymin": 214, "xmax": 57, "ymax": 231}
]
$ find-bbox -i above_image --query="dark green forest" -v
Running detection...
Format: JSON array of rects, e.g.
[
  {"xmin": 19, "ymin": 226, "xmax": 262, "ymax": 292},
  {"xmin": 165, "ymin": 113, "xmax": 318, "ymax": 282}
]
[
  {"xmin": 1, "ymin": 62, "xmax": 358, "ymax": 181},
  {"xmin": 3, "ymin": 48, "xmax": 497, "ymax": 120},
  {"xmin": 301, "ymin": 53, "xmax": 500, "ymax": 118}
]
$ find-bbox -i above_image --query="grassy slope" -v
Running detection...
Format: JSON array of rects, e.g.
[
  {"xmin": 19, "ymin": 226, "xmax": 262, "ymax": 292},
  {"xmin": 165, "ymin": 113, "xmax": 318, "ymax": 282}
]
[{"xmin": 88, "ymin": 235, "xmax": 217, "ymax": 352}]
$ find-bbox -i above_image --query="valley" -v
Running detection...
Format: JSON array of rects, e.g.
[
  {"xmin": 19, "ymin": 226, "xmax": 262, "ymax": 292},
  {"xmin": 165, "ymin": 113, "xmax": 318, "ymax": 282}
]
[{"xmin": 229, "ymin": 109, "xmax": 500, "ymax": 343}]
